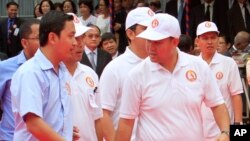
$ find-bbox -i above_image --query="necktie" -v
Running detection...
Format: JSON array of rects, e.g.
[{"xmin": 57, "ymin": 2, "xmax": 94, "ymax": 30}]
[
  {"xmin": 205, "ymin": 5, "xmax": 210, "ymax": 21},
  {"xmin": 7, "ymin": 19, "xmax": 14, "ymax": 44},
  {"xmin": 89, "ymin": 52, "xmax": 96, "ymax": 71},
  {"xmin": 244, "ymin": 3, "xmax": 250, "ymax": 31},
  {"xmin": 185, "ymin": 0, "xmax": 190, "ymax": 35},
  {"xmin": 178, "ymin": 0, "xmax": 184, "ymax": 24}
]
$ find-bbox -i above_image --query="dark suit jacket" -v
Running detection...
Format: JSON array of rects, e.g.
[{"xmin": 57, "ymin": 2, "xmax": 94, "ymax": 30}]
[
  {"xmin": 0, "ymin": 17, "xmax": 23, "ymax": 58},
  {"xmin": 190, "ymin": 0, "xmax": 229, "ymax": 40},
  {"xmin": 165, "ymin": 0, "xmax": 201, "ymax": 34},
  {"xmin": 228, "ymin": 3, "xmax": 249, "ymax": 43},
  {"xmin": 81, "ymin": 48, "xmax": 112, "ymax": 78},
  {"xmin": 114, "ymin": 9, "xmax": 128, "ymax": 54}
]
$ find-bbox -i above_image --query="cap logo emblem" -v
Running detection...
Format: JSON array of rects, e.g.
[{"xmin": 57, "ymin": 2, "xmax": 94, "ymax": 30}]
[
  {"xmin": 185, "ymin": 70, "xmax": 197, "ymax": 82},
  {"xmin": 205, "ymin": 22, "xmax": 211, "ymax": 28},
  {"xmin": 73, "ymin": 15, "xmax": 80, "ymax": 24},
  {"xmin": 151, "ymin": 19, "xmax": 159, "ymax": 28},
  {"xmin": 148, "ymin": 9, "xmax": 154, "ymax": 16}
]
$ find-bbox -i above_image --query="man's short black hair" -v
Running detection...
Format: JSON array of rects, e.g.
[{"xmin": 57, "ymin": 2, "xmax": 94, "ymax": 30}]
[
  {"xmin": 6, "ymin": 1, "xmax": 19, "ymax": 9},
  {"xmin": 20, "ymin": 19, "xmax": 40, "ymax": 39},
  {"xmin": 39, "ymin": 10, "xmax": 73, "ymax": 46}
]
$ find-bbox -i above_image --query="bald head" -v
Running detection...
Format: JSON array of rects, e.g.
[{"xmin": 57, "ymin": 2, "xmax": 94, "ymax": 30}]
[{"xmin": 234, "ymin": 31, "xmax": 250, "ymax": 50}]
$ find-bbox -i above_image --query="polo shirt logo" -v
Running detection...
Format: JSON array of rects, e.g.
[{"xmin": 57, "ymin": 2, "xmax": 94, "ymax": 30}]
[
  {"xmin": 216, "ymin": 72, "xmax": 223, "ymax": 80},
  {"xmin": 85, "ymin": 76, "xmax": 95, "ymax": 88},
  {"xmin": 186, "ymin": 70, "xmax": 197, "ymax": 82}
]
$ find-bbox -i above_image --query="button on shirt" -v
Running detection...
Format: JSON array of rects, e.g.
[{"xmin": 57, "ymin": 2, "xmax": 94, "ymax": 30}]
[
  {"xmin": 0, "ymin": 51, "xmax": 26, "ymax": 141},
  {"xmin": 10, "ymin": 49, "xmax": 72, "ymax": 141}
]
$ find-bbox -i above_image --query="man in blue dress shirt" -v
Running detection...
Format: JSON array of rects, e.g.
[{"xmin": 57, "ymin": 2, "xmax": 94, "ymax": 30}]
[
  {"xmin": 10, "ymin": 11, "xmax": 77, "ymax": 141},
  {"xmin": 0, "ymin": 18, "xmax": 40, "ymax": 141}
]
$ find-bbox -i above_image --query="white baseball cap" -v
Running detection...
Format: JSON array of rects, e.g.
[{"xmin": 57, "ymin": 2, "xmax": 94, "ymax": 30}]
[
  {"xmin": 137, "ymin": 13, "xmax": 181, "ymax": 41},
  {"xmin": 125, "ymin": 7, "xmax": 155, "ymax": 30},
  {"xmin": 196, "ymin": 21, "xmax": 219, "ymax": 36},
  {"xmin": 67, "ymin": 13, "xmax": 90, "ymax": 37}
]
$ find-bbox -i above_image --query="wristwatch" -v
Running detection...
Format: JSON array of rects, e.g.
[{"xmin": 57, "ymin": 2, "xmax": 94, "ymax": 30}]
[{"xmin": 221, "ymin": 130, "xmax": 230, "ymax": 136}]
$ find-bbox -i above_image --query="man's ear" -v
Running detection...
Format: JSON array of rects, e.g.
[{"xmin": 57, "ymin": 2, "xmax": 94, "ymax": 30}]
[
  {"xmin": 48, "ymin": 32, "xmax": 59, "ymax": 46},
  {"xmin": 126, "ymin": 29, "xmax": 136, "ymax": 41},
  {"xmin": 21, "ymin": 38, "xmax": 28, "ymax": 49}
]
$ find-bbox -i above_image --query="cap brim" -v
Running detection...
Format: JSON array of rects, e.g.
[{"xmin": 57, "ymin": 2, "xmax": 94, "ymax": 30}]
[
  {"xmin": 137, "ymin": 19, "xmax": 152, "ymax": 27},
  {"xmin": 75, "ymin": 26, "xmax": 91, "ymax": 37},
  {"xmin": 197, "ymin": 31, "xmax": 219, "ymax": 36},
  {"xmin": 137, "ymin": 30, "xmax": 169, "ymax": 41}
]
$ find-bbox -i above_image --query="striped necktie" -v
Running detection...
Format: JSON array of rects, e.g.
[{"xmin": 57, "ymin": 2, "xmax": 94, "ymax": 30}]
[{"xmin": 89, "ymin": 52, "xmax": 96, "ymax": 71}]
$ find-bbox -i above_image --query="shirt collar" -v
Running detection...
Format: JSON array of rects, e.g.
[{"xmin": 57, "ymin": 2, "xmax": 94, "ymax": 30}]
[
  {"xmin": 205, "ymin": 0, "xmax": 215, "ymax": 7},
  {"xmin": 123, "ymin": 46, "xmax": 144, "ymax": 63},
  {"xmin": 16, "ymin": 51, "xmax": 27, "ymax": 66},
  {"xmin": 150, "ymin": 48, "xmax": 189, "ymax": 71},
  {"xmin": 84, "ymin": 46, "xmax": 97, "ymax": 54},
  {"xmin": 199, "ymin": 51, "xmax": 221, "ymax": 65},
  {"xmin": 35, "ymin": 49, "xmax": 66, "ymax": 71}
]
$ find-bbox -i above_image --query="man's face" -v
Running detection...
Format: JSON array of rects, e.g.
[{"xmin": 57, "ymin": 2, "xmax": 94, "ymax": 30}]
[
  {"xmin": 197, "ymin": 32, "xmax": 219, "ymax": 56},
  {"xmin": 217, "ymin": 37, "xmax": 229, "ymax": 54},
  {"xmin": 24, "ymin": 24, "xmax": 40, "ymax": 58},
  {"xmin": 127, "ymin": 24, "xmax": 148, "ymax": 58},
  {"xmin": 147, "ymin": 37, "xmax": 178, "ymax": 64},
  {"xmin": 101, "ymin": 38, "xmax": 118, "ymax": 56},
  {"xmin": 83, "ymin": 27, "xmax": 101, "ymax": 50},
  {"xmin": 55, "ymin": 21, "xmax": 77, "ymax": 61},
  {"xmin": 71, "ymin": 35, "xmax": 85, "ymax": 62},
  {"xmin": 7, "ymin": 5, "xmax": 18, "ymax": 18}
]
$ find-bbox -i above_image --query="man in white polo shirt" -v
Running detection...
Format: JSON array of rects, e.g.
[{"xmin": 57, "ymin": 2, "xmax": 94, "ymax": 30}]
[
  {"xmin": 115, "ymin": 13, "xmax": 230, "ymax": 141},
  {"xmin": 196, "ymin": 21, "xmax": 243, "ymax": 141},
  {"xmin": 63, "ymin": 13, "xmax": 103, "ymax": 141},
  {"xmin": 99, "ymin": 7, "xmax": 155, "ymax": 141}
]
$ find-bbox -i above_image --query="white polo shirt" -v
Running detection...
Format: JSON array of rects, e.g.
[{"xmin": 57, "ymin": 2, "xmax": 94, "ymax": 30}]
[
  {"xmin": 120, "ymin": 50, "xmax": 224, "ymax": 141},
  {"xmin": 70, "ymin": 63, "xmax": 103, "ymax": 141},
  {"xmin": 199, "ymin": 52, "xmax": 243, "ymax": 138},
  {"xmin": 100, "ymin": 47, "xmax": 143, "ymax": 129}
]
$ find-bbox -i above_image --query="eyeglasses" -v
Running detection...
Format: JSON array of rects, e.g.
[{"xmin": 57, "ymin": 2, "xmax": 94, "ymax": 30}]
[{"xmin": 85, "ymin": 34, "xmax": 100, "ymax": 39}]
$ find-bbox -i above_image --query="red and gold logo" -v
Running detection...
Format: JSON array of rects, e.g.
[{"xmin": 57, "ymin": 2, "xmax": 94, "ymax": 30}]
[
  {"xmin": 148, "ymin": 9, "xmax": 154, "ymax": 16},
  {"xmin": 185, "ymin": 70, "xmax": 197, "ymax": 82},
  {"xmin": 151, "ymin": 19, "xmax": 159, "ymax": 28},
  {"xmin": 205, "ymin": 22, "xmax": 211, "ymax": 28},
  {"xmin": 216, "ymin": 72, "xmax": 223, "ymax": 80},
  {"xmin": 85, "ymin": 76, "xmax": 95, "ymax": 87}
]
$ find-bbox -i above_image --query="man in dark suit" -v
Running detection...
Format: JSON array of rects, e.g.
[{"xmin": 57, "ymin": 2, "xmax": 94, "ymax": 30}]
[
  {"xmin": 228, "ymin": 0, "xmax": 250, "ymax": 43},
  {"xmin": 165, "ymin": 0, "xmax": 201, "ymax": 34},
  {"xmin": 0, "ymin": 1, "xmax": 23, "ymax": 58},
  {"xmin": 80, "ymin": 24, "xmax": 112, "ymax": 78},
  {"xmin": 190, "ymin": 0, "xmax": 229, "ymax": 40}
]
